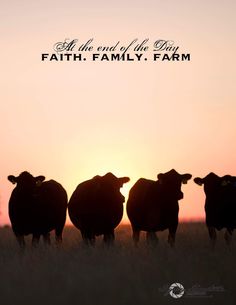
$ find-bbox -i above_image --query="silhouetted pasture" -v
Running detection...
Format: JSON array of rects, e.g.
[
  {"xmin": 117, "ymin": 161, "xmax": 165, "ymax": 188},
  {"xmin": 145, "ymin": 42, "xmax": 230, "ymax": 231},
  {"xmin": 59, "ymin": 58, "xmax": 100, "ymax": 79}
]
[{"xmin": 0, "ymin": 223, "xmax": 235, "ymax": 305}]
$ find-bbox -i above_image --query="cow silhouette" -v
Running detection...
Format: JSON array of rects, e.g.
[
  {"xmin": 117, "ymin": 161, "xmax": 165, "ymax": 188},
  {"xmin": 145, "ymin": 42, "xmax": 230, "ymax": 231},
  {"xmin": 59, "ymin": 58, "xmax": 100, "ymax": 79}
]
[
  {"xmin": 8, "ymin": 171, "xmax": 67, "ymax": 247},
  {"xmin": 68, "ymin": 172, "xmax": 130, "ymax": 246},
  {"xmin": 127, "ymin": 169, "xmax": 192, "ymax": 247},
  {"xmin": 194, "ymin": 173, "xmax": 236, "ymax": 247}
]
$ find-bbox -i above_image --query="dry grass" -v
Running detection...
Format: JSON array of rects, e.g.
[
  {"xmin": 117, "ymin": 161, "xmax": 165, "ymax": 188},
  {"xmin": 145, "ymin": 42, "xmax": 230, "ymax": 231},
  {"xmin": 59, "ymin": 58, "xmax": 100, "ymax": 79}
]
[{"xmin": 0, "ymin": 223, "xmax": 235, "ymax": 305}]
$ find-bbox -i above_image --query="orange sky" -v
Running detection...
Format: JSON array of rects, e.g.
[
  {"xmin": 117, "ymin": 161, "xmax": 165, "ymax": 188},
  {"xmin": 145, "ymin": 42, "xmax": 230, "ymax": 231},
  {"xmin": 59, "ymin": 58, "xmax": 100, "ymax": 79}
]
[{"xmin": 0, "ymin": 0, "xmax": 236, "ymax": 225}]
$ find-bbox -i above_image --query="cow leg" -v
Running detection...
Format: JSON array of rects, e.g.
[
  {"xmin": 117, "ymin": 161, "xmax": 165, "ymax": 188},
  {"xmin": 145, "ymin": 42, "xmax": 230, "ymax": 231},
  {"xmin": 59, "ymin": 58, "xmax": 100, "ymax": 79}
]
[
  {"xmin": 132, "ymin": 227, "xmax": 140, "ymax": 246},
  {"xmin": 81, "ymin": 231, "xmax": 95, "ymax": 246},
  {"xmin": 103, "ymin": 230, "xmax": 115, "ymax": 246},
  {"xmin": 55, "ymin": 228, "xmax": 63, "ymax": 245},
  {"xmin": 168, "ymin": 227, "xmax": 177, "ymax": 248},
  {"xmin": 32, "ymin": 234, "xmax": 40, "ymax": 247},
  {"xmin": 146, "ymin": 231, "xmax": 158, "ymax": 246},
  {"xmin": 16, "ymin": 235, "xmax": 25, "ymax": 249},
  {"xmin": 208, "ymin": 226, "xmax": 216, "ymax": 249},
  {"xmin": 43, "ymin": 233, "xmax": 51, "ymax": 246},
  {"xmin": 224, "ymin": 229, "xmax": 233, "ymax": 246},
  {"xmin": 55, "ymin": 234, "xmax": 63, "ymax": 245}
]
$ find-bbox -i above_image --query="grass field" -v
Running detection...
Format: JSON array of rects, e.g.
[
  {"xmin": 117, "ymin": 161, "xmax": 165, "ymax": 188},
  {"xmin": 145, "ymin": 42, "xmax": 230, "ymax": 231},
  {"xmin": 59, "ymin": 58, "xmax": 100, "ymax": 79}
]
[{"xmin": 0, "ymin": 223, "xmax": 235, "ymax": 305}]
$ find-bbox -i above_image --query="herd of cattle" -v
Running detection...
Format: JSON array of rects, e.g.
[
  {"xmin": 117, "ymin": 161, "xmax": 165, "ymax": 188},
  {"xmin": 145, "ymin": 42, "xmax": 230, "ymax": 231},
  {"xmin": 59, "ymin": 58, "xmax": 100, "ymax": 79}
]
[{"xmin": 6, "ymin": 169, "xmax": 236, "ymax": 248}]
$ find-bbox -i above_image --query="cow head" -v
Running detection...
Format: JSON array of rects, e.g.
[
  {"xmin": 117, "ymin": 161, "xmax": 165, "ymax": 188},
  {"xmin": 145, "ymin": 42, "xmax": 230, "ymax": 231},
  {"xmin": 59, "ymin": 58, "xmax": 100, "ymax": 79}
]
[
  {"xmin": 101, "ymin": 173, "xmax": 130, "ymax": 187},
  {"xmin": 193, "ymin": 172, "xmax": 236, "ymax": 198},
  {"xmin": 194, "ymin": 172, "xmax": 222, "ymax": 195},
  {"xmin": 94, "ymin": 172, "xmax": 130, "ymax": 203},
  {"xmin": 8, "ymin": 172, "xmax": 45, "ymax": 189},
  {"xmin": 157, "ymin": 169, "xmax": 192, "ymax": 200}
]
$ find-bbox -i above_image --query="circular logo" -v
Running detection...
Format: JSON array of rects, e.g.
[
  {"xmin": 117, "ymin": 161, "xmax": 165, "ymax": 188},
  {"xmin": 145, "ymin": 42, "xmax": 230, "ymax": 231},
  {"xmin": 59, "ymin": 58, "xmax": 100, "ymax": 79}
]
[{"xmin": 169, "ymin": 283, "xmax": 185, "ymax": 298}]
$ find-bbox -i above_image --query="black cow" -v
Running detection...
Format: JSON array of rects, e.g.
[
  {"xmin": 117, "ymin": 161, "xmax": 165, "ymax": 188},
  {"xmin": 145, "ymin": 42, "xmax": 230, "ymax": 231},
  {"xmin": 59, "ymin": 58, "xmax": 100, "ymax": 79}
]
[
  {"xmin": 194, "ymin": 173, "xmax": 236, "ymax": 247},
  {"xmin": 68, "ymin": 172, "xmax": 130, "ymax": 245},
  {"xmin": 126, "ymin": 169, "xmax": 192, "ymax": 247},
  {"xmin": 8, "ymin": 171, "xmax": 68, "ymax": 247}
]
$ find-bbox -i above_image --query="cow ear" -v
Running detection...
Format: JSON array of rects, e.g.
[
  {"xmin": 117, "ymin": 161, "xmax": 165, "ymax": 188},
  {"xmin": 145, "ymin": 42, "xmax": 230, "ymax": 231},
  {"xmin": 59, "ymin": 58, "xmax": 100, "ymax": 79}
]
[
  {"xmin": 118, "ymin": 177, "xmax": 130, "ymax": 187},
  {"xmin": 8, "ymin": 175, "xmax": 17, "ymax": 184},
  {"xmin": 182, "ymin": 174, "xmax": 192, "ymax": 184},
  {"xmin": 194, "ymin": 177, "xmax": 203, "ymax": 186},
  {"xmin": 157, "ymin": 173, "xmax": 164, "ymax": 184},
  {"xmin": 35, "ymin": 175, "xmax": 45, "ymax": 186}
]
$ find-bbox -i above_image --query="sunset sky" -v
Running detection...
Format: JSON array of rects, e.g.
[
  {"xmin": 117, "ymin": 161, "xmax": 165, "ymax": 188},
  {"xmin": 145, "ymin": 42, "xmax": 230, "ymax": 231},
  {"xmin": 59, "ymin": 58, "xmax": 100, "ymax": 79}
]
[{"xmin": 0, "ymin": 0, "xmax": 236, "ymax": 225}]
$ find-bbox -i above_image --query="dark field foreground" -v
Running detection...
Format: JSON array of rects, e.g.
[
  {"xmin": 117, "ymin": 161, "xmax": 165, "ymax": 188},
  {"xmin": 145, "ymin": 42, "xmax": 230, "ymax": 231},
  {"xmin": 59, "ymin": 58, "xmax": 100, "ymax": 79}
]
[{"xmin": 0, "ymin": 223, "xmax": 236, "ymax": 305}]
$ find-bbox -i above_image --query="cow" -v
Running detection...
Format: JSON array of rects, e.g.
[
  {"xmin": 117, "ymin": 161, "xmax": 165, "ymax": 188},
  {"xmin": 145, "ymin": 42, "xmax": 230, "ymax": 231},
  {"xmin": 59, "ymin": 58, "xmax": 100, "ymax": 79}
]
[
  {"xmin": 126, "ymin": 169, "xmax": 192, "ymax": 247},
  {"xmin": 8, "ymin": 171, "xmax": 68, "ymax": 247},
  {"xmin": 68, "ymin": 172, "xmax": 130, "ymax": 246},
  {"xmin": 194, "ymin": 173, "xmax": 236, "ymax": 247}
]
